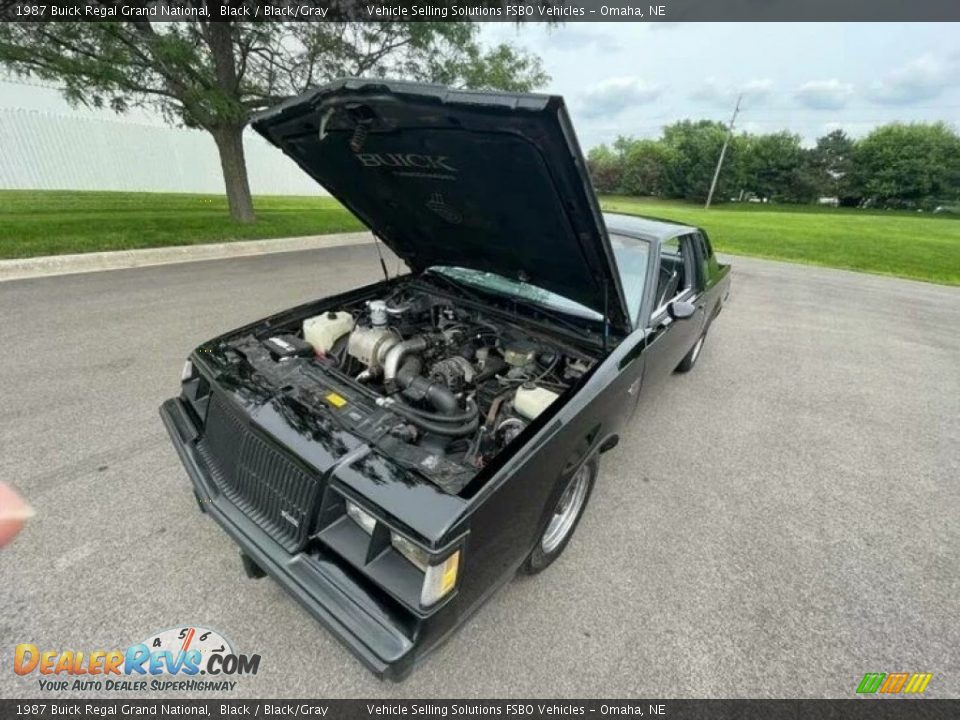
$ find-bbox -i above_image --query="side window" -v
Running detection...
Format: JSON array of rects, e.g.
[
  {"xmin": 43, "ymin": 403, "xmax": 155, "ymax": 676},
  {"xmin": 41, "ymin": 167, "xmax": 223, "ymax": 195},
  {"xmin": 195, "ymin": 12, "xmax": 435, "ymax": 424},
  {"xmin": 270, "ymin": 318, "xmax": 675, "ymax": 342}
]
[
  {"xmin": 654, "ymin": 236, "xmax": 694, "ymax": 311},
  {"xmin": 692, "ymin": 232, "xmax": 709, "ymax": 285},
  {"xmin": 693, "ymin": 230, "xmax": 719, "ymax": 285},
  {"xmin": 609, "ymin": 233, "xmax": 651, "ymax": 328},
  {"xmin": 699, "ymin": 231, "xmax": 714, "ymax": 258}
]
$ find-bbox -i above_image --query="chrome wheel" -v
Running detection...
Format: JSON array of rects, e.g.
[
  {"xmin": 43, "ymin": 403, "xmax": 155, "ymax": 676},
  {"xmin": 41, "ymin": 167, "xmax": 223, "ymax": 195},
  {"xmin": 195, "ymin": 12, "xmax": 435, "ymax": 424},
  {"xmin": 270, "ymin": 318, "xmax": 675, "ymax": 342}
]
[{"xmin": 541, "ymin": 464, "xmax": 591, "ymax": 554}]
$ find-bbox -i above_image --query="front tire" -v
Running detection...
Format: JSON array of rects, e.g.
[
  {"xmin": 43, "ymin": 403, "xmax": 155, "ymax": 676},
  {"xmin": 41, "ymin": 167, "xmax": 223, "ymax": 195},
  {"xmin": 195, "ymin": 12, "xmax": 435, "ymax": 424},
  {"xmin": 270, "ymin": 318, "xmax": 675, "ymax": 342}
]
[{"xmin": 521, "ymin": 456, "xmax": 598, "ymax": 575}]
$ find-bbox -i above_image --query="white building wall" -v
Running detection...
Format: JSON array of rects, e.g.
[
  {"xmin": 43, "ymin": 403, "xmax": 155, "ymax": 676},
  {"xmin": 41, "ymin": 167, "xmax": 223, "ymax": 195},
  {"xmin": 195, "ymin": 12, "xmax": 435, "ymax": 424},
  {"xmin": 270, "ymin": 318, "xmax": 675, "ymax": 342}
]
[{"xmin": 0, "ymin": 108, "xmax": 328, "ymax": 196}]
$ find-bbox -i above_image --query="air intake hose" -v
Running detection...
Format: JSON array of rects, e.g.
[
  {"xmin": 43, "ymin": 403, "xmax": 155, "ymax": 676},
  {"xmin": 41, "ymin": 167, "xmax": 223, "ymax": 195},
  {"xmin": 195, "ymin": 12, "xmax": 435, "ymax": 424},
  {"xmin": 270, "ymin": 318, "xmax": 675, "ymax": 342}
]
[
  {"xmin": 383, "ymin": 335, "xmax": 437, "ymax": 392},
  {"xmin": 394, "ymin": 357, "xmax": 459, "ymax": 415},
  {"xmin": 378, "ymin": 355, "xmax": 479, "ymax": 437}
]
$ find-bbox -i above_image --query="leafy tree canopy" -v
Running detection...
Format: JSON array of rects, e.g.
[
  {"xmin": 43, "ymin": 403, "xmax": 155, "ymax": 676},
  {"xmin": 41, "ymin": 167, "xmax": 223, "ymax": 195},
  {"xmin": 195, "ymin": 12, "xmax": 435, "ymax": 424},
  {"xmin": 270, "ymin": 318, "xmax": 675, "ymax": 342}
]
[
  {"xmin": 588, "ymin": 122, "xmax": 960, "ymax": 209},
  {"xmin": 851, "ymin": 122, "xmax": 960, "ymax": 208}
]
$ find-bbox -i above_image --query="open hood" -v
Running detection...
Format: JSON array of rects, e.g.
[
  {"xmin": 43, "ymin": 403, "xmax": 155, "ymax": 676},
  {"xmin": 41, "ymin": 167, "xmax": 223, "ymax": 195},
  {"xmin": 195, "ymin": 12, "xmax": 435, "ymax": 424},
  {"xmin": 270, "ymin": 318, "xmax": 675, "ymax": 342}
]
[{"xmin": 252, "ymin": 79, "xmax": 630, "ymax": 334}]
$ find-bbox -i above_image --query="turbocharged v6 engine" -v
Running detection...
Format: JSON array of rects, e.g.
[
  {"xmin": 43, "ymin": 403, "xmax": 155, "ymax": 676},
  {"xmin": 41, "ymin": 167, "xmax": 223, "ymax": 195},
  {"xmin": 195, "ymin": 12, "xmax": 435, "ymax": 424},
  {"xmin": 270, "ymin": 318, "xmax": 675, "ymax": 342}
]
[{"xmin": 295, "ymin": 290, "xmax": 590, "ymax": 478}]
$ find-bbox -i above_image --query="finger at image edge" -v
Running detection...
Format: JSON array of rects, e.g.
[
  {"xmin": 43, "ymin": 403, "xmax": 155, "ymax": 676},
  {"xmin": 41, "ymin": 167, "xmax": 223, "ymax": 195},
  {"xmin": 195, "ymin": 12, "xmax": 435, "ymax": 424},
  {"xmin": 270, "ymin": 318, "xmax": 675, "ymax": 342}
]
[{"xmin": 0, "ymin": 482, "xmax": 34, "ymax": 547}]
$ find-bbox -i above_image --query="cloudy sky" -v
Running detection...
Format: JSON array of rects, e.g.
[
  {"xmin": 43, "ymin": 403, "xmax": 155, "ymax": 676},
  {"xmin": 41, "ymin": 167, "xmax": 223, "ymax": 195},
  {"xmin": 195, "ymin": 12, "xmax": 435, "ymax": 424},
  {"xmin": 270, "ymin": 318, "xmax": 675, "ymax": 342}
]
[
  {"xmin": 484, "ymin": 22, "xmax": 960, "ymax": 148},
  {"xmin": 1, "ymin": 22, "xmax": 957, "ymax": 152}
]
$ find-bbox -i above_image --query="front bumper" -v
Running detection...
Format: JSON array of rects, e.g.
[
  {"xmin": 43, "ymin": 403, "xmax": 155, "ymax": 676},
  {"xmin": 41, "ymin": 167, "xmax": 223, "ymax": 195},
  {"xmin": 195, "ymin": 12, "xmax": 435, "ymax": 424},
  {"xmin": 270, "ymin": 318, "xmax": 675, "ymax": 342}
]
[{"xmin": 160, "ymin": 397, "xmax": 417, "ymax": 680}]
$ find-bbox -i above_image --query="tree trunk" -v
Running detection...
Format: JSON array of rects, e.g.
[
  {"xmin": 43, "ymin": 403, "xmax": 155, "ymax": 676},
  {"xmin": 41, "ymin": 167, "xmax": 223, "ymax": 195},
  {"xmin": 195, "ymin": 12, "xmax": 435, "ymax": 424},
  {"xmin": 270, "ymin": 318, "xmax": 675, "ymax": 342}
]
[{"xmin": 211, "ymin": 126, "xmax": 255, "ymax": 223}]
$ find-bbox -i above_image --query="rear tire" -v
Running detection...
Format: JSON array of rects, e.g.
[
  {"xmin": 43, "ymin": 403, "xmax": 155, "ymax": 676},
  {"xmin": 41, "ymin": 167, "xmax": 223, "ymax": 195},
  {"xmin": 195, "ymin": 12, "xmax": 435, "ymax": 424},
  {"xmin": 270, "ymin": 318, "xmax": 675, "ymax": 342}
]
[
  {"xmin": 521, "ymin": 456, "xmax": 598, "ymax": 575},
  {"xmin": 675, "ymin": 329, "xmax": 706, "ymax": 373}
]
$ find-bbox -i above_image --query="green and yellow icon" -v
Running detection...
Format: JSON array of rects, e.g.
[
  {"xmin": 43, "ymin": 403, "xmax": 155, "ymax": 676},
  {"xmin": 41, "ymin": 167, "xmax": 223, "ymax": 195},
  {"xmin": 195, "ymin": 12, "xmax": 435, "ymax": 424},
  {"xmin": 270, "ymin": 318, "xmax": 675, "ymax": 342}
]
[{"xmin": 856, "ymin": 672, "xmax": 933, "ymax": 694}]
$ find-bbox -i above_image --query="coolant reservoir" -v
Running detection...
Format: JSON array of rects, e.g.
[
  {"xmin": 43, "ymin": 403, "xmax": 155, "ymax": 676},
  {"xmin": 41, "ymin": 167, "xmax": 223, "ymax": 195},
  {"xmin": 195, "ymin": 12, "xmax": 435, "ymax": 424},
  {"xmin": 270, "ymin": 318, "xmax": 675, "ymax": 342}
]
[
  {"xmin": 514, "ymin": 383, "xmax": 559, "ymax": 421},
  {"xmin": 302, "ymin": 311, "xmax": 354, "ymax": 353}
]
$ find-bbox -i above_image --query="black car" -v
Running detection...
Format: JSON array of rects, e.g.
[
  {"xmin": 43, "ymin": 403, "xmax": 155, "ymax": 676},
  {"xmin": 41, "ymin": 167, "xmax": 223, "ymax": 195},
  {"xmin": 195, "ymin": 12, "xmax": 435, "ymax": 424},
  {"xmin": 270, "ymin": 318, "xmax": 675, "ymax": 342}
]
[{"xmin": 160, "ymin": 78, "xmax": 731, "ymax": 680}]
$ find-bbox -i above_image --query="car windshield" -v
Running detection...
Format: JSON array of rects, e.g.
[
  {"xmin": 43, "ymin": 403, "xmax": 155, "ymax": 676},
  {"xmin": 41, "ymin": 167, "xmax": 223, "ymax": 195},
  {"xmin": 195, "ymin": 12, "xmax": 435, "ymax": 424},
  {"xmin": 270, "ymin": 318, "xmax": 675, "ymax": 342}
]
[{"xmin": 427, "ymin": 266, "xmax": 604, "ymax": 321}]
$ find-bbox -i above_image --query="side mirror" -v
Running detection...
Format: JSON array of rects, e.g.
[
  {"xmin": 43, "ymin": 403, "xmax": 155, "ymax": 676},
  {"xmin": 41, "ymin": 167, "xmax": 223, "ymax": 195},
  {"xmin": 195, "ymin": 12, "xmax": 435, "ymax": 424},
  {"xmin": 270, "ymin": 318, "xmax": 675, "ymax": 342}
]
[{"xmin": 667, "ymin": 300, "xmax": 696, "ymax": 320}]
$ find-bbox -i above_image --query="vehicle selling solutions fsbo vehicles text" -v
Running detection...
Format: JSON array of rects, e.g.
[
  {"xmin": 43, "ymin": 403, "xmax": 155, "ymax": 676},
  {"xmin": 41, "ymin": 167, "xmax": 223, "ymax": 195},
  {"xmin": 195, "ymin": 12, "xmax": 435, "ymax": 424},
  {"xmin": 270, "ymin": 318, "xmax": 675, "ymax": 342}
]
[{"xmin": 365, "ymin": 4, "xmax": 587, "ymax": 18}]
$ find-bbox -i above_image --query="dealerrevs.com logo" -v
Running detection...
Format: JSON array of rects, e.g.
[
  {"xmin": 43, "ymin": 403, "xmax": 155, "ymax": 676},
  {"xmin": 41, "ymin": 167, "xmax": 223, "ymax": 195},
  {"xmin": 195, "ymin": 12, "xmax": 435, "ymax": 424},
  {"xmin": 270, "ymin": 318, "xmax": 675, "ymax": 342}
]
[{"xmin": 14, "ymin": 625, "xmax": 260, "ymax": 693}]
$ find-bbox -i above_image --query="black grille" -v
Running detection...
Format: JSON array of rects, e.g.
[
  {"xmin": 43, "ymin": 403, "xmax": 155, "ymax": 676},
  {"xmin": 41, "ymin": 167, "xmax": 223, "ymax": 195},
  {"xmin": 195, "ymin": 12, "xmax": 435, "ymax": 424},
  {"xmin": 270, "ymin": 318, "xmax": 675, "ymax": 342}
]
[{"xmin": 200, "ymin": 394, "xmax": 320, "ymax": 552}]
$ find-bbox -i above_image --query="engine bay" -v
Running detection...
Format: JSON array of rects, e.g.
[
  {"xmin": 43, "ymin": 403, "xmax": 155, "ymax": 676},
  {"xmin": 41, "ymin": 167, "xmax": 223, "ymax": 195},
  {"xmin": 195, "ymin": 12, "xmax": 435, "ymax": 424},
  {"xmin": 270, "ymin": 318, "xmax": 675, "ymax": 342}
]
[{"xmin": 221, "ymin": 282, "xmax": 597, "ymax": 495}]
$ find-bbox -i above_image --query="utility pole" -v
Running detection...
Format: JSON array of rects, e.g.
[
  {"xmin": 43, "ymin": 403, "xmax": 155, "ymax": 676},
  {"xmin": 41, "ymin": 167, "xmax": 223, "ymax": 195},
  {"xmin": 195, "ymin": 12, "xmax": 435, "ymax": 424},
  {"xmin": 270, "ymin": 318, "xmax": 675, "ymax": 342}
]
[{"xmin": 705, "ymin": 93, "xmax": 742, "ymax": 210}]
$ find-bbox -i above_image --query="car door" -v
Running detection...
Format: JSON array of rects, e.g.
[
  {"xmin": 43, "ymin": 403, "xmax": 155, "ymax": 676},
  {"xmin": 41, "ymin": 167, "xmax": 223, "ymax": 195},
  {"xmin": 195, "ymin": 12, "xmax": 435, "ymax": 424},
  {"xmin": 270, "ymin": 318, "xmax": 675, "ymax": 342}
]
[{"xmin": 639, "ymin": 234, "xmax": 707, "ymax": 392}]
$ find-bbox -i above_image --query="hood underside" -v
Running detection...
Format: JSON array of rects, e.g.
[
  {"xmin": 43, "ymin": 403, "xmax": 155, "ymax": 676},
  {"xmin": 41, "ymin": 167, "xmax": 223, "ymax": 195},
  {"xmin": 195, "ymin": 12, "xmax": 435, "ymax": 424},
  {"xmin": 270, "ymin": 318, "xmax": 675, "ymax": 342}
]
[{"xmin": 252, "ymin": 78, "xmax": 630, "ymax": 333}]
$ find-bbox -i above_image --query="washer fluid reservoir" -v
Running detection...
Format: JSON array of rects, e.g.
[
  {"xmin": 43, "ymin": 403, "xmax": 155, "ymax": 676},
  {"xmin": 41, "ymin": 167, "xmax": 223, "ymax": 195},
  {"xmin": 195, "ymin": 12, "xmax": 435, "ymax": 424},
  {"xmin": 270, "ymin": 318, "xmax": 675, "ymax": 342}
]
[{"xmin": 302, "ymin": 311, "xmax": 354, "ymax": 353}]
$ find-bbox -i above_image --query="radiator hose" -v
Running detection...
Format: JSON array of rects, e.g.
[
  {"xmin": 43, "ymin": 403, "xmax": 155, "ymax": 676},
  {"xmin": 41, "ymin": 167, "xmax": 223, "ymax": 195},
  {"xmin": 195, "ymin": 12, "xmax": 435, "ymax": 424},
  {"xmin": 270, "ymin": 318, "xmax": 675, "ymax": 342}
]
[{"xmin": 386, "ymin": 400, "xmax": 479, "ymax": 437}]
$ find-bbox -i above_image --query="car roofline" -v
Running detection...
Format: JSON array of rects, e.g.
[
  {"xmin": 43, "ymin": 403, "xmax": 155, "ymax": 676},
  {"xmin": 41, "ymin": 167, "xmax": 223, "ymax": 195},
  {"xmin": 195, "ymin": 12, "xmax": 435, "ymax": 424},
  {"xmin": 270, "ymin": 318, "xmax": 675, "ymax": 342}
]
[{"xmin": 602, "ymin": 212, "xmax": 700, "ymax": 244}]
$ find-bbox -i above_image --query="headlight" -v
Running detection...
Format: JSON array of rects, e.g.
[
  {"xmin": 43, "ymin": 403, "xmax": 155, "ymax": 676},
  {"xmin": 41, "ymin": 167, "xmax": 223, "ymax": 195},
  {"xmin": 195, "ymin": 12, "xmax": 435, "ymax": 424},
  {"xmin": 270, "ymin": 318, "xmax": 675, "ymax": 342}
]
[
  {"xmin": 391, "ymin": 531, "xmax": 460, "ymax": 607},
  {"xmin": 181, "ymin": 359, "xmax": 195, "ymax": 382},
  {"xmin": 390, "ymin": 532, "xmax": 429, "ymax": 571},
  {"xmin": 345, "ymin": 500, "xmax": 377, "ymax": 535}
]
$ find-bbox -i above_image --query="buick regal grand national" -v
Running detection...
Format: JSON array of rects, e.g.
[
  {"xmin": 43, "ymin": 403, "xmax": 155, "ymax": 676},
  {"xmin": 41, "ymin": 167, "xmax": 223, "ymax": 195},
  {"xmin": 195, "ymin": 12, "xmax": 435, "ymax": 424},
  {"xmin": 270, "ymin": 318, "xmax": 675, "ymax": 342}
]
[{"xmin": 160, "ymin": 79, "xmax": 731, "ymax": 680}]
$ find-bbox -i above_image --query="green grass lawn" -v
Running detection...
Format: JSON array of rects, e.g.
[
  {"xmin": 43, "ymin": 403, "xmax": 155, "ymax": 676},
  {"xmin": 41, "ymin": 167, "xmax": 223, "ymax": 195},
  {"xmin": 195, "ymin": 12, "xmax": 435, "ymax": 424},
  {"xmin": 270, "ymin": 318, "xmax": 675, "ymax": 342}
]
[
  {"xmin": 1, "ymin": 190, "xmax": 958, "ymax": 286},
  {"xmin": 0, "ymin": 190, "xmax": 363, "ymax": 259},
  {"xmin": 601, "ymin": 196, "xmax": 960, "ymax": 286}
]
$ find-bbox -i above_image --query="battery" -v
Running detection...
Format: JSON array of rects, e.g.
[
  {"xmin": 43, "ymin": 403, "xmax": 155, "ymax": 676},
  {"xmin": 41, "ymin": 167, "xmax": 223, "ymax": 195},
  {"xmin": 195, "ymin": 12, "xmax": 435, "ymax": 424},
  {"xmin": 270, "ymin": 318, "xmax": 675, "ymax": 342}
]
[{"xmin": 263, "ymin": 334, "xmax": 315, "ymax": 360}]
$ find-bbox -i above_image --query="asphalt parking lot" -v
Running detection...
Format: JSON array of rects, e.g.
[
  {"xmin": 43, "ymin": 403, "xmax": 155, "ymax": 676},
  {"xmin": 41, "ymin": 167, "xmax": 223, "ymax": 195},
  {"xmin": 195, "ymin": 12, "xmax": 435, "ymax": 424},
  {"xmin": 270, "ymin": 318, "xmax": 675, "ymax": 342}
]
[{"xmin": 1, "ymin": 243, "xmax": 958, "ymax": 698}]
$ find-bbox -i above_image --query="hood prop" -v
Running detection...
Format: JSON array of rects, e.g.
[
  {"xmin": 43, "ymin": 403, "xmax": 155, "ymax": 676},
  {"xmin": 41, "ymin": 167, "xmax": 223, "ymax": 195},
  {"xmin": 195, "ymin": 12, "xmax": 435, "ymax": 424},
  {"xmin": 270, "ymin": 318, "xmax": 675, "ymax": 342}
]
[
  {"xmin": 602, "ymin": 277, "xmax": 610, "ymax": 353},
  {"xmin": 373, "ymin": 234, "xmax": 390, "ymax": 283}
]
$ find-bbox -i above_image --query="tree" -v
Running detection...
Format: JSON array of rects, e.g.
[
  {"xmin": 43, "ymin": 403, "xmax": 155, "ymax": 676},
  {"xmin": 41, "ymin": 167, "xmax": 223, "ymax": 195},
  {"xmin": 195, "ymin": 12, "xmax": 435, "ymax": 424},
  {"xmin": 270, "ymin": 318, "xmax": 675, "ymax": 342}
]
[
  {"xmin": 0, "ymin": 17, "xmax": 547, "ymax": 222},
  {"xmin": 585, "ymin": 119, "xmax": 960, "ymax": 208},
  {"xmin": 586, "ymin": 144, "xmax": 624, "ymax": 194},
  {"xmin": 740, "ymin": 131, "xmax": 817, "ymax": 203},
  {"xmin": 586, "ymin": 137, "xmax": 673, "ymax": 196},
  {"xmin": 616, "ymin": 137, "xmax": 674, "ymax": 197},
  {"xmin": 850, "ymin": 122, "xmax": 960, "ymax": 209},
  {"xmin": 660, "ymin": 120, "xmax": 742, "ymax": 202},
  {"xmin": 810, "ymin": 129, "xmax": 855, "ymax": 202}
]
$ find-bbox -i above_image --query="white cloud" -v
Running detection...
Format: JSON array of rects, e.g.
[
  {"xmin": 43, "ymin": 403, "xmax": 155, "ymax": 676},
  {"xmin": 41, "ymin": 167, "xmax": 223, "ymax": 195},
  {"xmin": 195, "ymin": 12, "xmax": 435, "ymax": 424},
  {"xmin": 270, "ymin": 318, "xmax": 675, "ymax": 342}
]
[
  {"xmin": 579, "ymin": 77, "xmax": 661, "ymax": 118},
  {"xmin": 689, "ymin": 78, "xmax": 726, "ymax": 105},
  {"xmin": 866, "ymin": 54, "xmax": 958, "ymax": 105},
  {"xmin": 499, "ymin": 23, "xmax": 960, "ymax": 151},
  {"xmin": 689, "ymin": 78, "xmax": 773, "ymax": 107},
  {"xmin": 545, "ymin": 28, "xmax": 623, "ymax": 53},
  {"xmin": 795, "ymin": 79, "xmax": 855, "ymax": 110},
  {"xmin": 742, "ymin": 79, "xmax": 774, "ymax": 99}
]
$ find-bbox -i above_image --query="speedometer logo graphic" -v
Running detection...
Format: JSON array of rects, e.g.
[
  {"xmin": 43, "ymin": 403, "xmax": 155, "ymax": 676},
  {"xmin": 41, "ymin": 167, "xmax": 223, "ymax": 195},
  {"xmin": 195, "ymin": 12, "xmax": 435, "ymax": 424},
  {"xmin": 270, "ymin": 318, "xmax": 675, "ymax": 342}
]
[{"xmin": 141, "ymin": 626, "xmax": 233, "ymax": 674}]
